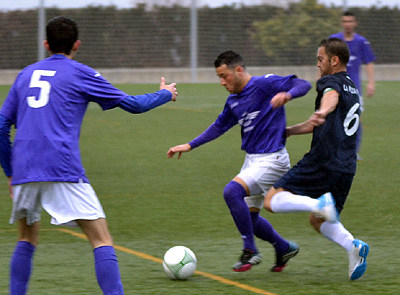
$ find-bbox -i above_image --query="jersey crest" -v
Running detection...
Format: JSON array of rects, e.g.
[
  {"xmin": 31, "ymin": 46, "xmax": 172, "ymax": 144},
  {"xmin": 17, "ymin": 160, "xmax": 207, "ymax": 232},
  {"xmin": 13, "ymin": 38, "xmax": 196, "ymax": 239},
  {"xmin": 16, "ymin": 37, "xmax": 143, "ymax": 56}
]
[{"xmin": 238, "ymin": 111, "xmax": 260, "ymax": 133}]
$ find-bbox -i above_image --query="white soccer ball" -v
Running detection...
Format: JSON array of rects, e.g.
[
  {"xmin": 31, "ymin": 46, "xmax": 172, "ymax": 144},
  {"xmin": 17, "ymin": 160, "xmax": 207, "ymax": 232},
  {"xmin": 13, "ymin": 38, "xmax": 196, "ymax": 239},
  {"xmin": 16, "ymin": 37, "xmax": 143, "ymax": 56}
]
[{"xmin": 162, "ymin": 246, "xmax": 197, "ymax": 280}]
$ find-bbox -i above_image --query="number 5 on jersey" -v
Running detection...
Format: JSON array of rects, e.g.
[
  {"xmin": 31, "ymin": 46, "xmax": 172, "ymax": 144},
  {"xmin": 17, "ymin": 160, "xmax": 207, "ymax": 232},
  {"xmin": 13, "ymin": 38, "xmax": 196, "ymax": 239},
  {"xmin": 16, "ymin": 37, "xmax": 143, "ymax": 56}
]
[{"xmin": 27, "ymin": 70, "xmax": 56, "ymax": 108}]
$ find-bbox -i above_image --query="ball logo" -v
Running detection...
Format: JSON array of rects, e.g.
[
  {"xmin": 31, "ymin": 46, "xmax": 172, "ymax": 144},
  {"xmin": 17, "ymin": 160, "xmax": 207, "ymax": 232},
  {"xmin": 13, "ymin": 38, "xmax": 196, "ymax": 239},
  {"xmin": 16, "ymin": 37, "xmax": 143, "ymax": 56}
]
[{"xmin": 163, "ymin": 246, "xmax": 197, "ymax": 280}]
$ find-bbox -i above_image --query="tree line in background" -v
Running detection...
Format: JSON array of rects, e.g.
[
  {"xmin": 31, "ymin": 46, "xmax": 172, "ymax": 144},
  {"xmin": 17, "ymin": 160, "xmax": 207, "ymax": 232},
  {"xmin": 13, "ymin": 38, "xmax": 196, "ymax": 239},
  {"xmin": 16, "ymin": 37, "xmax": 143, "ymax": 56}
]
[{"xmin": 0, "ymin": 0, "xmax": 399, "ymax": 69}]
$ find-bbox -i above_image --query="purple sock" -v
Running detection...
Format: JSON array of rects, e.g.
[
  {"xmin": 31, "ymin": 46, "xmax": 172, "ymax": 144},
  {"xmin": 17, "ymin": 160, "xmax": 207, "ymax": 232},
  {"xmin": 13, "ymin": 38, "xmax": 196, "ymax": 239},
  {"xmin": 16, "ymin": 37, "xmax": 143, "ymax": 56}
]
[
  {"xmin": 251, "ymin": 212, "xmax": 289, "ymax": 254},
  {"xmin": 94, "ymin": 246, "xmax": 124, "ymax": 295},
  {"xmin": 10, "ymin": 241, "xmax": 35, "ymax": 295},
  {"xmin": 223, "ymin": 181, "xmax": 257, "ymax": 252}
]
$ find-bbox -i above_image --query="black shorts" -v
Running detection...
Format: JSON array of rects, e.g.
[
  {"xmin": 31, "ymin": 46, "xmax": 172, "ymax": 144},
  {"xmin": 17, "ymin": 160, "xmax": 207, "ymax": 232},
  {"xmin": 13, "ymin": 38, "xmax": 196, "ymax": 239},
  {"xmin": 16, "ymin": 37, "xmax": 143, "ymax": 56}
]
[{"xmin": 274, "ymin": 161, "xmax": 354, "ymax": 214}]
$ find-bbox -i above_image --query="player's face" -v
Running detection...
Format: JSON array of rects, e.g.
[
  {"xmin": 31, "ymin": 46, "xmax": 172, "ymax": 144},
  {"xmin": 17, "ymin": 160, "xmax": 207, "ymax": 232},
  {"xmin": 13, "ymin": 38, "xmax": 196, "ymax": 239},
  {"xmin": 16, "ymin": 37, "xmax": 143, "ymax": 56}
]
[
  {"xmin": 216, "ymin": 64, "xmax": 244, "ymax": 94},
  {"xmin": 317, "ymin": 46, "xmax": 333, "ymax": 77},
  {"xmin": 341, "ymin": 16, "xmax": 357, "ymax": 35}
]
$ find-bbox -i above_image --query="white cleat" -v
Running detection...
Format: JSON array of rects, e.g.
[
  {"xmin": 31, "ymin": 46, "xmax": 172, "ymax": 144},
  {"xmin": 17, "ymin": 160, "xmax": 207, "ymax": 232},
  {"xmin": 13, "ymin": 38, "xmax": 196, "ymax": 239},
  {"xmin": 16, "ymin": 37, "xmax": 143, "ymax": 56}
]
[
  {"xmin": 314, "ymin": 192, "xmax": 338, "ymax": 223},
  {"xmin": 348, "ymin": 239, "xmax": 369, "ymax": 280}
]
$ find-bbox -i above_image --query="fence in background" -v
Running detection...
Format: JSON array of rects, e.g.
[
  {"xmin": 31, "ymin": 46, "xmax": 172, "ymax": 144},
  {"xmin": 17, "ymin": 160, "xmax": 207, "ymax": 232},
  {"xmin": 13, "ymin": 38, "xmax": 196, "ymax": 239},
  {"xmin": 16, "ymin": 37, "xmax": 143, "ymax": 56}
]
[{"xmin": 0, "ymin": 1, "xmax": 399, "ymax": 83}]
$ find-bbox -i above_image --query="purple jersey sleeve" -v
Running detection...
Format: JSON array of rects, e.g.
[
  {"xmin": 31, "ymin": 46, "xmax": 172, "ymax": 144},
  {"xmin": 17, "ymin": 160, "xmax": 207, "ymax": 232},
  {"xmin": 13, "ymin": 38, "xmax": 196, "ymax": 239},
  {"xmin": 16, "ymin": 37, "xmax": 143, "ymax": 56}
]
[
  {"xmin": 0, "ymin": 78, "xmax": 19, "ymax": 125},
  {"xmin": 287, "ymin": 78, "xmax": 312, "ymax": 99},
  {"xmin": 257, "ymin": 74, "xmax": 311, "ymax": 99},
  {"xmin": 74, "ymin": 63, "xmax": 128, "ymax": 110},
  {"xmin": 188, "ymin": 123, "xmax": 226, "ymax": 149},
  {"xmin": 118, "ymin": 89, "xmax": 172, "ymax": 114},
  {"xmin": 358, "ymin": 36, "xmax": 376, "ymax": 64},
  {"xmin": 0, "ymin": 114, "xmax": 12, "ymax": 176},
  {"xmin": 189, "ymin": 103, "xmax": 237, "ymax": 149}
]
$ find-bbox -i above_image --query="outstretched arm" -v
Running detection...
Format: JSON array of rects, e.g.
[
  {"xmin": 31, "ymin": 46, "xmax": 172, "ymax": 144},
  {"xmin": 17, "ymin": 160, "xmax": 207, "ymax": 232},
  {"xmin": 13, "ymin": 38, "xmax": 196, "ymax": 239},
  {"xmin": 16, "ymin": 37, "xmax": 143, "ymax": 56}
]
[
  {"xmin": 167, "ymin": 103, "xmax": 236, "ymax": 159},
  {"xmin": 286, "ymin": 89, "xmax": 339, "ymax": 137},
  {"xmin": 167, "ymin": 122, "xmax": 228, "ymax": 159},
  {"xmin": 286, "ymin": 120, "xmax": 314, "ymax": 137},
  {"xmin": 118, "ymin": 77, "xmax": 177, "ymax": 114}
]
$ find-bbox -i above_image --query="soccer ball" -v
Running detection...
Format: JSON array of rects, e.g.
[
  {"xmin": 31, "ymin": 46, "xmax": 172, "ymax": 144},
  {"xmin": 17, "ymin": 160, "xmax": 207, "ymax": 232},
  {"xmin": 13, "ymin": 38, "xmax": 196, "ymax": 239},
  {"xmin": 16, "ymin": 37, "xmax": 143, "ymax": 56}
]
[{"xmin": 162, "ymin": 246, "xmax": 197, "ymax": 280}]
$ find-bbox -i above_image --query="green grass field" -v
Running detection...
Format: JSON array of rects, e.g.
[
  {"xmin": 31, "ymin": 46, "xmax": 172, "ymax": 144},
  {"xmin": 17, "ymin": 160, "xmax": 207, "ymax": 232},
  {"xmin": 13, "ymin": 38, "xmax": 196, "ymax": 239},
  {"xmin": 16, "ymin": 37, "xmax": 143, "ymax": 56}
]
[{"xmin": 0, "ymin": 81, "xmax": 399, "ymax": 294}]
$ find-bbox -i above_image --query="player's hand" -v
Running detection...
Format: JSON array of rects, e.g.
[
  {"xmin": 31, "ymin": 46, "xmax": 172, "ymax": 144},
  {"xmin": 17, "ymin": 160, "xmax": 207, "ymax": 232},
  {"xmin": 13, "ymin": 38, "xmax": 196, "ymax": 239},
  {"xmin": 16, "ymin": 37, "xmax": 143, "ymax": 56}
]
[
  {"xmin": 167, "ymin": 144, "xmax": 192, "ymax": 159},
  {"xmin": 309, "ymin": 110, "xmax": 326, "ymax": 127},
  {"xmin": 270, "ymin": 92, "xmax": 291, "ymax": 109},
  {"xmin": 160, "ymin": 77, "xmax": 178, "ymax": 102},
  {"xmin": 8, "ymin": 176, "xmax": 13, "ymax": 199}
]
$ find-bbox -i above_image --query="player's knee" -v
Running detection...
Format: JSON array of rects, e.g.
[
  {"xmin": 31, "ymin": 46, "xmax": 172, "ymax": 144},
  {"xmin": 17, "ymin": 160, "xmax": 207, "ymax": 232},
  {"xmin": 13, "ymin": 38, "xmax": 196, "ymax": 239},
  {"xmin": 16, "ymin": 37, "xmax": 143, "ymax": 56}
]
[
  {"xmin": 263, "ymin": 188, "xmax": 275, "ymax": 212},
  {"xmin": 263, "ymin": 198, "xmax": 273, "ymax": 212},
  {"xmin": 77, "ymin": 218, "xmax": 114, "ymax": 248},
  {"xmin": 223, "ymin": 181, "xmax": 246, "ymax": 204}
]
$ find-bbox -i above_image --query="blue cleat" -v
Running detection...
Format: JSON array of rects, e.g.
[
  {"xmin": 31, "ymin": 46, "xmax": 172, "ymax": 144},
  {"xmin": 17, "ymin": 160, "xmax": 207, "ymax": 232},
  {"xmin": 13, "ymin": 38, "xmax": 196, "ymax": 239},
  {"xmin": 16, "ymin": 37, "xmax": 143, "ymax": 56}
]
[
  {"xmin": 348, "ymin": 239, "xmax": 369, "ymax": 280},
  {"xmin": 315, "ymin": 192, "xmax": 338, "ymax": 223}
]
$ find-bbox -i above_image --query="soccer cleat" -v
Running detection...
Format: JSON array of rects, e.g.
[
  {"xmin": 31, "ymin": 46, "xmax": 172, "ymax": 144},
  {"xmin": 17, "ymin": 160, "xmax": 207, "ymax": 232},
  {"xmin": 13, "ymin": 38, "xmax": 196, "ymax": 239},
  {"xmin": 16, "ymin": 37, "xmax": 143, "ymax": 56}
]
[
  {"xmin": 271, "ymin": 241, "xmax": 299, "ymax": 272},
  {"xmin": 232, "ymin": 249, "xmax": 262, "ymax": 272},
  {"xmin": 314, "ymin": 192, "xmax": 339, "ymax": 223},
  {"xmin": 348, "ymin": 239, "xmax": 369, "ymax": 280}
]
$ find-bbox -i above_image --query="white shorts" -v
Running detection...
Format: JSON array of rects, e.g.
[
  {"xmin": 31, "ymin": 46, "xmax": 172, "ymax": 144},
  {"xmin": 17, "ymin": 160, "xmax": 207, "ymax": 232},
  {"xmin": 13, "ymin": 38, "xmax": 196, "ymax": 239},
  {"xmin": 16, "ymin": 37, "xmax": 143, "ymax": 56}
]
[
  {"xmin": 237, "ymin": 148, "xmax": 290, "ymax": 209},
  {"xmin": 10, "ymin": 181, "xmax": 105, "ymax": 227}
]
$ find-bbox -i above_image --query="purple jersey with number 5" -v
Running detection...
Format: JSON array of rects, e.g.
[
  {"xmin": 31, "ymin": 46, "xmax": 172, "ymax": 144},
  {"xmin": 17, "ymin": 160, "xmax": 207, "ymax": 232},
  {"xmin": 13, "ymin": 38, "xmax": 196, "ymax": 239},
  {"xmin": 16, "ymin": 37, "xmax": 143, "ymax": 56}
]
[{"xmin": 0, "ymin": 54, "xmax": 128, "ymax": 185}]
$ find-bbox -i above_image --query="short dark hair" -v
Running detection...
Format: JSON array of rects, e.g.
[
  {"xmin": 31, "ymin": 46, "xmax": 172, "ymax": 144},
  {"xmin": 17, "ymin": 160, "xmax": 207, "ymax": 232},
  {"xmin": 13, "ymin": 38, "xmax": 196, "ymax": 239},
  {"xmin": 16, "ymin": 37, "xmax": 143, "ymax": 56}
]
[
  {"xmin": 319, "ymin": 38, "xmax": 350, "ymax": 65},
  {"xmin": 214, "ymin": 50, "xmax": 245, "ymax": 69},
  {"xmin": 46, "ymin": 16, "xmax": 78, "ymax": 54},
  {"xmin": 343, "ymin": 11, "xmax": 357, "ymax": 19}
]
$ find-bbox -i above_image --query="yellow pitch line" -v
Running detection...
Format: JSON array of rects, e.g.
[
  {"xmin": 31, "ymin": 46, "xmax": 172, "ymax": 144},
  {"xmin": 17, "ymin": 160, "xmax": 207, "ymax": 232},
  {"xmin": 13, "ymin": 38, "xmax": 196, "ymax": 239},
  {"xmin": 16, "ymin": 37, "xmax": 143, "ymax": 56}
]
[
  {"xmin": 194, "ymin": 271, "xmax": 278, "ymax": 295},
  {"xmin": 57, "ymin": 228, "xmax": 88, "ymax": 239},
  {"xmin": 57, "ymin": 228, "xmax": 278, "ymax": 295}
]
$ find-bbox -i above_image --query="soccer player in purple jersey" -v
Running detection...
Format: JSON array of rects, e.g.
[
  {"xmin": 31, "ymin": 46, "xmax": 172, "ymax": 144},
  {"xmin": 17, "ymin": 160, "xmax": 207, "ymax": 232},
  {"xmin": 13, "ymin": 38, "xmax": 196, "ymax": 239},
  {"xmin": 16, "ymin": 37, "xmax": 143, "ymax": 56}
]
[
  {"xmin": 264, "ymin": 38, "xmax": 369, "ymax": 280},
  {"xmin": 330, "ymin": 11, "xmax": 376, "ymax": 159},
  {"xmin": 0, "ymin": 16, "xmax": 178, "ymax": 295},
  {"xmin": 167, "ymin": 51, "xmax": 311, "ymax": 272}
]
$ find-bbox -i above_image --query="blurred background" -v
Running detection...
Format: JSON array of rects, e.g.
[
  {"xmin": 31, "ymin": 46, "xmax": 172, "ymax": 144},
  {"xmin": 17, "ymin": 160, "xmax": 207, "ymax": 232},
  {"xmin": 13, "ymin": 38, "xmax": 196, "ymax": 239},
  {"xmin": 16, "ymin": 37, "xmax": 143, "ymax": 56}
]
[{"xmin": 0, "ymin": 0, "xmax": 399, "ymax": 82}]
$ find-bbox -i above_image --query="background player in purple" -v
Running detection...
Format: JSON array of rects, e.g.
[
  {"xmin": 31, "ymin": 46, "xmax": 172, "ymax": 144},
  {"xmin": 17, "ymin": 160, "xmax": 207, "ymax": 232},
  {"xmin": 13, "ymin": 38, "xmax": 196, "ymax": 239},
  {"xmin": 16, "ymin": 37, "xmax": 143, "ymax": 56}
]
[
  {"xmin": 264, "ymin": 38, "xmax": 369, "ymax": 280},
  {"xmin": 167, "ymin": 51, "xmax": 311, "ymax": 272},
  {"xmin": 0, "ymin": 16, "xmax": 178, "ymax": 295},
  {"xmin": 330, "ymin": 11, "xmax": 376, "ymax": 159}
]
